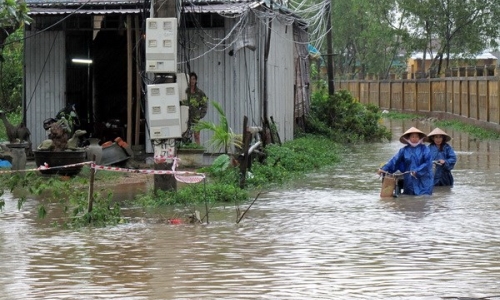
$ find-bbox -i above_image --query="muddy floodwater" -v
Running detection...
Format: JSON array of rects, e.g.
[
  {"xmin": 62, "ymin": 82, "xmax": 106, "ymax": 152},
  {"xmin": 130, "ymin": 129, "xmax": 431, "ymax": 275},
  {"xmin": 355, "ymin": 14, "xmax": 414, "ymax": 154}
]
[{"xmin": 1, "ymin": 119, "xmax": 500, "ymax": 299}]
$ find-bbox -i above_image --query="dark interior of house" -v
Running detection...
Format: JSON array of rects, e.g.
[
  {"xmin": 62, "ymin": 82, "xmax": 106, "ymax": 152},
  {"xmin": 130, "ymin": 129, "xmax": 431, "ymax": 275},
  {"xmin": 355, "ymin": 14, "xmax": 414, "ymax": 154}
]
[
  {"xmin": 92, "ymin": 28, "xmax": 129, "ymax": 142},
  {"xmin": 64, "ymin": 14, "xmax": 144, "ymax": 145}
]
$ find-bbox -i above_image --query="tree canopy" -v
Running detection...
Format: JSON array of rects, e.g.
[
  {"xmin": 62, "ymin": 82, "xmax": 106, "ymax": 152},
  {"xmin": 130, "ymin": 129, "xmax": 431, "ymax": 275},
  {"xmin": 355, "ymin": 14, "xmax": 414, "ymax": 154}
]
[
  {"xmin": 0, "ymin": 0, "xmax": 31, "ymax": 59},
  {"xmin": 314, "ymin": 0, "xmax": 500, "ymax": 77},
  {"xmin": 398, "ymin": 0, "xmax": 500, "ymax": 74}
]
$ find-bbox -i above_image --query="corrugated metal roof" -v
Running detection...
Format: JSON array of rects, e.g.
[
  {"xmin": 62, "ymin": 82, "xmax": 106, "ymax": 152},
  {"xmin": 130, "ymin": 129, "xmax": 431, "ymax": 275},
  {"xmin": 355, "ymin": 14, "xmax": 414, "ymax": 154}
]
[
  {"xmin": 26, "ymin": 0, "xmax": 142, "ymax": 5},
  {"xmin": 26, "ymin": 0, "xmax": 144, "ymax": 15},
  {"xmin": 27, "ymin": 0, "xmax": 262, "ymax": 15},
  {"xmin": 184, "ymin": 0, "xmax": 255, "ymax": 2},
  {"xmin": 183, "ymin": 2, "xmax": 258, "ymax": 14},
  {"xmin": 25, "ymin": 0, "xmax": 255, "ymax": 5},
  {"xmin": 411, "ymin": 51, "xmax": 498, "ymax": 60},
  {"xmin": 28, "ymin": 7, "xmax": 141, "ymax": 15}
]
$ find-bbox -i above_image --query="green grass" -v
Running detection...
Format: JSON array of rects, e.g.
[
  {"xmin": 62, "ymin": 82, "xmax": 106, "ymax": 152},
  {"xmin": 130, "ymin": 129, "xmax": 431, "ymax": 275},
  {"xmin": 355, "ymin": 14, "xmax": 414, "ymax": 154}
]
[
  {"xmin": 382, "ymin": 111, "xmax": 421, "ymax": 120},
  {"xmin": 435, "ymin": 119, "xmax": 500, "ymax": 140},
  {"xmin": 383, "ymin": 111, "xmax": 500, "ymax": 140}
]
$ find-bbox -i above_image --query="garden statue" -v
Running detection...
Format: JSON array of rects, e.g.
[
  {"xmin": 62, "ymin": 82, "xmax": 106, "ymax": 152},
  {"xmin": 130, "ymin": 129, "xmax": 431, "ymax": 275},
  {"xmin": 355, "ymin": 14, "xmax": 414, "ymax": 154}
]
[
  {"xmin": 34, "ymin": 123, "xmax": 87, "ymax": 176},
  {"xmin": 38, "ymin": 118, "xmax": 74, "ymax": 151},
  {"xmin": 0, "ymin": 111, "xmax": 32, "ymax": 170},
  {"xmin": 67, "ymin": 130, "xmax": 87, "ymax": 150},
  {"xmin": 0, "ymin": 110, "xmax": 31, "ymax": 145}
]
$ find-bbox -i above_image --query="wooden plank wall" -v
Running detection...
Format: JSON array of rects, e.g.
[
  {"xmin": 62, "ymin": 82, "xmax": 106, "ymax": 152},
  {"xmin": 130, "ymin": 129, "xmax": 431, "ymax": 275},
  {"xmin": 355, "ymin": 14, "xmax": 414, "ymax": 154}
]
[
  {"xmin": 461, "ymin": 79, "xmax": 469, "ymax": 118},
  {"xmin": 490, "ymin": 81, "xmax": 499, "ymax": 123},
  {"xmin": 478, "ymin": 80, "xmax": 488, "ymax": 121},
  {"xmin": 339, "ymin": 77, "xmax": 500, "ymax": 127},
  {"xmin": 445, "ymin": 80, "xmax": 453, "ymax": 114}
]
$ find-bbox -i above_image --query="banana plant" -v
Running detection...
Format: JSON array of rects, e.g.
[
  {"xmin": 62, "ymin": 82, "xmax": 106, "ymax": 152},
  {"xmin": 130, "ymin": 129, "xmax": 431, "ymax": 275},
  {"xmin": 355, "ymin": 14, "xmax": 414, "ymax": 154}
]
[{"xmin": 193, "ymin": 101, "xmax": 242, "ymax": 154}]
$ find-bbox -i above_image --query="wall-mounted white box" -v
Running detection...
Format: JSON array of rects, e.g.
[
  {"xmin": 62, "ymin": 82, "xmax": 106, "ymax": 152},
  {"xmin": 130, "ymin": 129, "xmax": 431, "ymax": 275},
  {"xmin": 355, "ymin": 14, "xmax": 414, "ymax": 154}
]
[
  {"xmin": 145, "ymin": 18, "xmax": 177, "ymax": 73},
  {"xmin": 146, "ymin": 83, "xmax": 182, "ymax": 139}
]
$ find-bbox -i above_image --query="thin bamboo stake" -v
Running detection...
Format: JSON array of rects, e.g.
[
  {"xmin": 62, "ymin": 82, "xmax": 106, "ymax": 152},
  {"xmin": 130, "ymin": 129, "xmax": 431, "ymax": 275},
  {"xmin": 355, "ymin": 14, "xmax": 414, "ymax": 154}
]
[
  {"xmin": 236, "ymin": 191, "xmax": 265, "ymax": 224},
  {"xmin": 87, "ymin": 156, "xmax": 96, "ymax": 220},
  {"xmin": 204, "ymin": 179, "xmax": 209, "ymax": 224}
]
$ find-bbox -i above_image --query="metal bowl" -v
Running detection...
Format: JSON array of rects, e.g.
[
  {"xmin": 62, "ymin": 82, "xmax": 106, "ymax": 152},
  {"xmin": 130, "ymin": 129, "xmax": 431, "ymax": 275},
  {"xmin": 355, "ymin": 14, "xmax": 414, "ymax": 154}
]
[{"xmin": 100, "ymin": 142, "xmax": 130, "ymax": 166}]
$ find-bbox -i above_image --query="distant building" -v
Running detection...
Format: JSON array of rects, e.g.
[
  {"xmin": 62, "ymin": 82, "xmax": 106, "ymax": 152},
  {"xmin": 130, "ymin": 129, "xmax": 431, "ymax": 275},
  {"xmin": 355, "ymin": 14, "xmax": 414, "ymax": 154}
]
[{"xmin": 407, "ymin": 52, "xmax": 497, "ymax": 77}]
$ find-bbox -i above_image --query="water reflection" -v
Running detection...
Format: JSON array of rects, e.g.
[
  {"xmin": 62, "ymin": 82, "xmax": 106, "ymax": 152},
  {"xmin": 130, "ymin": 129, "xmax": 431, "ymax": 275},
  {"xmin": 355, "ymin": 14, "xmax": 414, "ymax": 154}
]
[
  {"xmin": 1, "ymin": 119, "xmax": 500, "ymax": 299},
  {"xmin": 380, "ymin": 196, "xmax": 434, "ymax": 219}
]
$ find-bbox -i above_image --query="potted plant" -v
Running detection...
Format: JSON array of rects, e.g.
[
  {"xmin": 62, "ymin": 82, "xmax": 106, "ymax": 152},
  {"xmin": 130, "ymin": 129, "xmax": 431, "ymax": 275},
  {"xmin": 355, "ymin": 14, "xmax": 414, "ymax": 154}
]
[
  {"xmin": 176, "ymin": 141, "xmax": 205, "ymax": 167},
  {"xmin": 34, "ymin": 122, "xmax": 88, "ymax": 176}
]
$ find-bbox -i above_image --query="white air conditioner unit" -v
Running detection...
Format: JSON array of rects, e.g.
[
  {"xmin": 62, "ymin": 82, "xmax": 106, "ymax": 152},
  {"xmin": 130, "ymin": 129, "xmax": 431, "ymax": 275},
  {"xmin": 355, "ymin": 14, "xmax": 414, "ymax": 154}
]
[
  {"xmin": 145, "ymin": 18, "xmax": 177, "ymax": 73},
  {"xmin": 146, "ymin": 83, "xmax": 182, "ymax": 139}
]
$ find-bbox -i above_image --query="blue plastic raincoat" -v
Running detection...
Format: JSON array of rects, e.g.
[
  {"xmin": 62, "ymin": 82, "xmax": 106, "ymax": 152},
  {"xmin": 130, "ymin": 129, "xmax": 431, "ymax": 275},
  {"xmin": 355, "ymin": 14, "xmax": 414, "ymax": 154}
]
[
  {"xmin": 380, "ymin": 144, "xmax": 433, "ymax": 195},
  {"xmin": 428, "ymin": 143, "xmax": 456, "ymax": 186}
]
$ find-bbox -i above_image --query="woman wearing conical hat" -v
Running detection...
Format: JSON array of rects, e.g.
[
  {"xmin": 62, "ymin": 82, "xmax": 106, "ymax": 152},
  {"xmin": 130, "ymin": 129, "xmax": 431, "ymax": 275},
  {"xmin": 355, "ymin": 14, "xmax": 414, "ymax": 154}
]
[
  {"xmin": 377, "ymin": 127, "xmax": 434, "ymax": 195},
  {"xmin": 426, "ymin": 128, "xmax": 457, "ymax": 186}
]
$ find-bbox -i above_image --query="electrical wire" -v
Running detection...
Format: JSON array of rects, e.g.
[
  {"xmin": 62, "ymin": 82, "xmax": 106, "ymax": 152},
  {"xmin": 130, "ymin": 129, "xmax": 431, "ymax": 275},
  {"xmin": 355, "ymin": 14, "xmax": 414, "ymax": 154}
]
[
  {"xmin": 18, "ymin": 0, "xmax": 327, "ymax": 143},
  {"xmin": 177, "ymin": 8, "xmax": 251, "ymax": 64},
  {"xmin": 0, "ymin": 0, "xmax": 93, "ymax": 48}
]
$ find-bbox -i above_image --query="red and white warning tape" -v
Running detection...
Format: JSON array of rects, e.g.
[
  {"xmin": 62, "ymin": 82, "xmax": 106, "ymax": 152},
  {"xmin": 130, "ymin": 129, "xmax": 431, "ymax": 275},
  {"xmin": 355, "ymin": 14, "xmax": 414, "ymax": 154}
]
[
  {"xmin": 0, "ymin": 161, "xmax": 93, "ymax": 174},
  {"xmin": 0, "ymin": 157, "xmax": 205, "ymax": 184}
]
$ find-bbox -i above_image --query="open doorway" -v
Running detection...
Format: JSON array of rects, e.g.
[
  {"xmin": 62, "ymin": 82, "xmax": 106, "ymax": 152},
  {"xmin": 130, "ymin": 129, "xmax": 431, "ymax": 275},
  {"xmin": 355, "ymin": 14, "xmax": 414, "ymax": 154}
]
[
  {"xmin": 92, "ymin": 26, "xmax": 129, "ymax": 143},
  {"xmin": 65, "ymin": 15, "xmax": 134, "ymax": 144},
  {"xmin": 66, "ymin": 30, "xmax": 92, "ymax": 134}
]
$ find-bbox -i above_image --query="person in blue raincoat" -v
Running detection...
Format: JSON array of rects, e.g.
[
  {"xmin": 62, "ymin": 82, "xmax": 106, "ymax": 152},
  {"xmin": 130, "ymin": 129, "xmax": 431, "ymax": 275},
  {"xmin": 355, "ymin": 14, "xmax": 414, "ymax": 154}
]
[
  {"xmin": 377, "ymin": 127, "xmax": 434, "ymax": 195},
  {"xmin": 426, "ymin": 128, "xmax": 457, "ymax": 186}
]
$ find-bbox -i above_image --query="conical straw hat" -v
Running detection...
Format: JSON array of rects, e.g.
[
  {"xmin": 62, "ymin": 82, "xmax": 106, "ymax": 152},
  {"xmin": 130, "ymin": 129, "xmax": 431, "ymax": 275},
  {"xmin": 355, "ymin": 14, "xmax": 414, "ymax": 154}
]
[
  {"xmin": 399, "ymin": 127, "xmax": 427, "ymax": 144},
  {"xmin": 426, "ymin": 127, "xmax": 451, "ymax": 143}
]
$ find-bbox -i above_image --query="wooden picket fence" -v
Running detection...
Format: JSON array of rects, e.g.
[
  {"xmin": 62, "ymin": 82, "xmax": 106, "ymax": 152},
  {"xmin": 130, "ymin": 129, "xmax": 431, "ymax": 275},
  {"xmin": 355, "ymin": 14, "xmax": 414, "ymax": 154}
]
[{"xmin": 336, "ymin": 77, "xmax": 500, "ymax": 127}]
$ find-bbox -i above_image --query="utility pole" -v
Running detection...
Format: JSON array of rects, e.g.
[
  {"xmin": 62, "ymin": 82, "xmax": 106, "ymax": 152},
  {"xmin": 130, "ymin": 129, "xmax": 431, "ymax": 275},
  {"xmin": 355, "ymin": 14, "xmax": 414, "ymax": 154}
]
[
  {"xmin": 326, "ymin": 1, "xmax": 335, "ymax": 95},
  {"xmin": 150, "ymin": 0, "xmax": 178, "ymax": 192}
]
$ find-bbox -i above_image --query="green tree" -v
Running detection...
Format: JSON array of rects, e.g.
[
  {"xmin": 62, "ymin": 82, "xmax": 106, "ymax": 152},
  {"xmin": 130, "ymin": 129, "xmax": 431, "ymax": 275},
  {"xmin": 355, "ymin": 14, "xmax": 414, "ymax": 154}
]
[
  {"xmin": 295, "ymin": 0, "xmax": 500, "ymax": 78},
  {"xmin": 0, "ymin": 0, "xmax": 31, "ymax": 111},
  {"xmin": 1, "ymin": 0, "xmax": 31, "ymax": 58},
  {"xmin": 330, "ymin": 0, "xmax": 405, "ymax": 77},
  {"xmin": 398, "ymin": 0, "xmax": 500, "ymax": 74},
  {"xmin": 0, "ymin": 28, "xmax": 23, "ymax": 111}
]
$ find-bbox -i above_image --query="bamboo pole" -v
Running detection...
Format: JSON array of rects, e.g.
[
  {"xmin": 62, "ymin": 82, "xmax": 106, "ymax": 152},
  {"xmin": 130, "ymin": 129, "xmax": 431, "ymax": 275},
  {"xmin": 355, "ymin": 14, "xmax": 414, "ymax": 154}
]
[
  {"xmin": 126, "ymin": 15, "xmax": 133, "ymax": 144},
  {"xmin": 236, "ymin": 191, "xmax": 264, "ymax": 224},
  {"xmin": 204, "ymin": 179, "xmax": 209, "ymax": 224},
  {"xmin": 134, "ymin": 15, "xmax": 141, "ymax": 146}
]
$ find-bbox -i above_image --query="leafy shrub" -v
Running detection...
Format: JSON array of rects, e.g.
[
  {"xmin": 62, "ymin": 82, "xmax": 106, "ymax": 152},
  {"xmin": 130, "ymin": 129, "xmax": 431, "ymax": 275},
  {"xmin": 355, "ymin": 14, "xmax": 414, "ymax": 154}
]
[
  {"xmin": 198, "ymin": 154, "xmax": 239, "ymax": 185},
  {"xmin": 304, "ymin": 89, "xmax": 391, "ymax": 142},
  {"xmin": 134, "ymin": 137, "xmax": 343, "ymax": 206},
  {"xmin": 134, "ymin": 180, "xmax": 249, "ymax": 206},
  {"xmin": 246, "ymin": 135, "xmax": 341, "ymax": 188}
]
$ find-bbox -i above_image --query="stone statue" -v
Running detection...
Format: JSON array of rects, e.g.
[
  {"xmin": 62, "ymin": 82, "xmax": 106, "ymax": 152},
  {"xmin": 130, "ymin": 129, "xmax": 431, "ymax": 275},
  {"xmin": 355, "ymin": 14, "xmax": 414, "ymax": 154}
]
[
  {"xmin": 47, "ymin": 122, "xmax": 68, "ymax": 152},
  {"xmin": 0, "ymin": 110, "xmax": 31, "ymax": 144},
  {"xmin": 67, "ymin": 130, "xmax": 87, "ymax": 150}
]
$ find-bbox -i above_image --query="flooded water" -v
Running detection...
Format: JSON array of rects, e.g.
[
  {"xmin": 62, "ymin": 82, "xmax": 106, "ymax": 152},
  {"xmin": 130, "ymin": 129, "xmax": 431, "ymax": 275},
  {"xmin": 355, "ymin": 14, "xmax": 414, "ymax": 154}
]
[{"xmin": 1, "ymin": 119, "xmax": 500, "ymax": 299}]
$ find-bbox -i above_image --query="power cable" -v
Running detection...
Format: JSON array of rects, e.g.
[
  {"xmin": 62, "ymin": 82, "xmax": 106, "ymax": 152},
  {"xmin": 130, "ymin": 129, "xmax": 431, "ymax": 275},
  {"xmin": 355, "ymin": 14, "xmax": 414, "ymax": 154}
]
[{"xmin": 0, "ymin": 0, "xmax": 92, "ymax": 48}]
